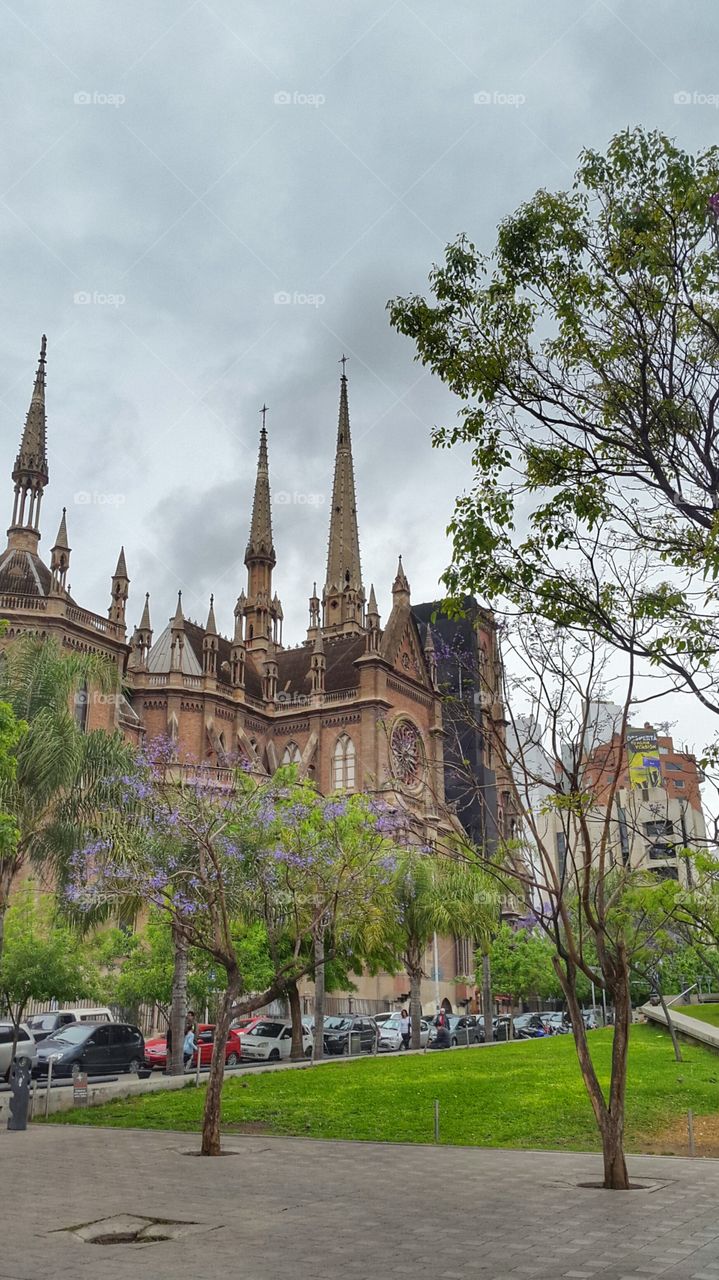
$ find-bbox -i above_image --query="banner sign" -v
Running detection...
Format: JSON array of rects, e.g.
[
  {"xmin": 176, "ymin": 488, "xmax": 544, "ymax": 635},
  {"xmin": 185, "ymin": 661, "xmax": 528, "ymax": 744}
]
[{"xmin": 626, "ymin": 729, "xmax": 662, "ymax": 789}]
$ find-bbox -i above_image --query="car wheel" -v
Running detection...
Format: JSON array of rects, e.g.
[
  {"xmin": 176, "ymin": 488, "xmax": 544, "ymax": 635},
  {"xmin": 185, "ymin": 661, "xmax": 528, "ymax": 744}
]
[
  {"xmin": 451, "ymin": 1037, "xmax": 458, "ymax": 1048},
  {"xmin": 127, "ymin": 1057, "xmax": 142, "ymax": 1074},
  {"xmin": 343, "ymin": 1041, "xmax": 350, "ymax": 1056},
  {"xmin": 269, "ymin": 1048, "xmax": 280, "ymax": 1061},
  {"xmin": 226, "ymin": 1052, "xmax": 239, "ymax": 1066},
  {"xmin": 304, "ymin": 1045, "xmax": 313, "ymax": 1058}
]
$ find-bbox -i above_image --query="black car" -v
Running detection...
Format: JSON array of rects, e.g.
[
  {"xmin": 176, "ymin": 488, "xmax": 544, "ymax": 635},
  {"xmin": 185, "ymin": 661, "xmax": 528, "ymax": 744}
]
[
  {"xmin": 35, "ymin": 1021, "xmax": 145, "ymax": 1077},
  {"xmin": 322, "ymin": 1016, "xmax": 378, "ymax": 1056}
]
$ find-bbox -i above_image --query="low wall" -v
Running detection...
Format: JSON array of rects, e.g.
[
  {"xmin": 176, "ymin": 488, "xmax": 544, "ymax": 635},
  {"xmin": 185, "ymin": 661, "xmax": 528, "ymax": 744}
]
[{"xmin": 641, "ymin": 1003, "xmax": 719, "ymax": 1052}]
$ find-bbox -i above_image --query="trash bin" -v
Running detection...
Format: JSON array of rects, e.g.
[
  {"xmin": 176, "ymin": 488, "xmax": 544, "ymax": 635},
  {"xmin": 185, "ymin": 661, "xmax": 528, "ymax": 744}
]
[{"xmin": 348, "ymin": 1031, "xmax": 362, "ymax": 1056}]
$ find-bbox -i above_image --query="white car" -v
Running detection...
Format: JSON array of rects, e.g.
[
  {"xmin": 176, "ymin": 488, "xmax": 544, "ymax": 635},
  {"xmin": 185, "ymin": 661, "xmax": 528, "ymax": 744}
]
[
  {"xmin": 240, "ymin": 1018, "xmax": 313, "ymax": 1062},
  {"xmin": 0, "ymin": 1021, "xmax": 37, "ymax": 1081},
  {"xmin": 376, "ymin": 1012, "xmax": 430, "ymax": 1051}
]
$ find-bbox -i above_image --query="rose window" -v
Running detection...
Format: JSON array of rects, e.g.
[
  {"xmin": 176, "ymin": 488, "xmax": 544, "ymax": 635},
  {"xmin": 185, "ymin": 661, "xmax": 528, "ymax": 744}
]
[{"xmin": 390, "ymin": 721, "xmax": 425, "ymax": 786}]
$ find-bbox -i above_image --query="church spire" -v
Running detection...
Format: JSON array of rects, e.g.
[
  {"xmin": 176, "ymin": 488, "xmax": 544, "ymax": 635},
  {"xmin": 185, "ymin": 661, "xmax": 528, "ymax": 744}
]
[
  {"xmin": 245, "ymin": 419, "xmax": 275, "ymax": 568},
  {"xmin": 8, "ymin": 336, "xmax": 49, "ymax": 550},
  {"xmin": 109, "ymin": 546, "xmax": 129, "ymax": 630},
  {"xmin": 244, "ymin": 415, "xmax": 278, "ymax": 654},
  {"xmin": 50, "ymin": 506, "xmax": 70, "ymax": 593},
  {"xmin": 322, "ymin": 359, "xmax": 364, "ymax": 634}
]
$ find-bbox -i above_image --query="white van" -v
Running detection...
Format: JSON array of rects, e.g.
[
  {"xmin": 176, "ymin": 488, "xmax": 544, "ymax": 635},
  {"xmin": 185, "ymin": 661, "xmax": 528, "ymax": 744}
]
[{"xmin": 25, "ymin": 1007, "xmax": 114, "ymax": 1043}]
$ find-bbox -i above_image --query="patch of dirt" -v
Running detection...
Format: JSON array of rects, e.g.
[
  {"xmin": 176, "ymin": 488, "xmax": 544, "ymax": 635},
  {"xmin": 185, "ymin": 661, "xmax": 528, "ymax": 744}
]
[
  {"xmin": 221, "ymin": 1119, "xmax": 272, "ymax": 1135},
  {"xmin": 634, "ymin": 1112, "xmax": 719, "ymax": 1157}
]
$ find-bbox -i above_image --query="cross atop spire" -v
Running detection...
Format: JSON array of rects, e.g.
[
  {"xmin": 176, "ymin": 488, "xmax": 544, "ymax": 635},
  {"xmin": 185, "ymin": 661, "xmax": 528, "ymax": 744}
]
[
  {"xmin": 339, "ymin": 353, "xmax": 349, "ymax": 378},
  {"xmin": 260, "ymin": 403, "xmax": 268, "ymax": 430},
  {"xmin": 322, "ymin": 362, "xmax": 364, "ymax": 633},
  {"xmin": 8, "ymin": 336, "xmax": 49, "ymax": 549}
]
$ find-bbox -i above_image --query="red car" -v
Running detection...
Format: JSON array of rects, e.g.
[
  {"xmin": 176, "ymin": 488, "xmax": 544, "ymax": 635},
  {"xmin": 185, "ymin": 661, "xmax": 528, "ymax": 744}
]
[{"xmin": 143, "ymin": 1023, "xmax": 244, "ymax": 1070}]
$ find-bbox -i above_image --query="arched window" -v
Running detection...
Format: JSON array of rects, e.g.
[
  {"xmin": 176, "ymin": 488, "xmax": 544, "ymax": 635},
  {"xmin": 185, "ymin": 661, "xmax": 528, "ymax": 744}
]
[
  {"xmin": 282, "ymin": 742, "xmax": 302, "ymax": 766},
  {"xmin": 332, "ymin": 734, "xmax": 355, "ymax": 790},
  {"xmin": 74, "ymin": 680, "xmax": 89, "ymax": 732}
]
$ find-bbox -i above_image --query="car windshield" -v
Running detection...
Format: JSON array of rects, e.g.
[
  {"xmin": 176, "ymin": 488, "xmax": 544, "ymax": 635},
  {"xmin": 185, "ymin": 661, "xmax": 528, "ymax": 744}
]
[
  {"xmin": 27, "ymin": 1015, "xmax": 57, "ymax": 1031},
  {"xmin": 247, "ymin": 1021, "xmax": 283, "ymax": 1038},
  {"xmin": 324, "ymin": 1018, "xmax": 351, "ymax": 1030},
  {"xmin": 45, "ymin": 1025, "xmax": 91, "ymax": 1045},
  {"xmin": 380, "ymin": 1017, "xmax": 400, "ymax": 1029}
]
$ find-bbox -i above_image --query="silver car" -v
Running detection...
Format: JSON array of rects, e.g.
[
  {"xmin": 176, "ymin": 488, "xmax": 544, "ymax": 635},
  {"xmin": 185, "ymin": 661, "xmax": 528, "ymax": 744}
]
[{"xmin": 0, "ymin": 1021, "xmax": 37, "ymax": 1081}]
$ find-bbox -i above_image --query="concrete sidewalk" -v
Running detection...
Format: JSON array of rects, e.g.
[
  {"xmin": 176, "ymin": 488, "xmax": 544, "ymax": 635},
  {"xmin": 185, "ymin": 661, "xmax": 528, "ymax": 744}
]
[{"xmin": 4, "ymin": 1125, "xmax": 719, "ymax": 1279}]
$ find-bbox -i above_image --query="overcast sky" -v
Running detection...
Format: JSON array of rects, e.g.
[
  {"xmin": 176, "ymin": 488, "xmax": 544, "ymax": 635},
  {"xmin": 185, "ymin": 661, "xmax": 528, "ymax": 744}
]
[{"xmin": 1, "ymin": 0, "xmax": 718, "ymax": 745}]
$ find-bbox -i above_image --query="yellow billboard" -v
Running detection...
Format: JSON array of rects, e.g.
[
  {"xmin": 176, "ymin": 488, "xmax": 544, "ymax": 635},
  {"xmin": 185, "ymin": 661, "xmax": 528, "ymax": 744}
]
[{"xmin": 626, "ymin": 728, "xmax": 662, "ymax": 789}]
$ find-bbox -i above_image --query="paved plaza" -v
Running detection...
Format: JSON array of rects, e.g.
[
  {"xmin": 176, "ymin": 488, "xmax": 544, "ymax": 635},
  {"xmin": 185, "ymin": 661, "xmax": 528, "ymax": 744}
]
[{"xmin": 3, "ymin": 1126, "xmax": 719, "ymax": 1279}]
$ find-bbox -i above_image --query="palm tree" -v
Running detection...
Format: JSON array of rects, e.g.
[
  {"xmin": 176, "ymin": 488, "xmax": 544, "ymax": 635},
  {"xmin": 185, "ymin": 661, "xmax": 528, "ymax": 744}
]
[
  {"xmin": 0, "ymin": 635, "xmax": 136, "ymax": 961},
  {"xmin": 392, "ymin": 850, "xmax": 496, "ymax": 1049}
]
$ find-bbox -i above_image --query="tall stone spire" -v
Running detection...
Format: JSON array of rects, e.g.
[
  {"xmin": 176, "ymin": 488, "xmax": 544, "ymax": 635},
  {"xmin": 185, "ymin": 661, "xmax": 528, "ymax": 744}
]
[
  {"xmin": 8, "ymin": 336, "xmax": 49, "ymax": 551},
  {"xmin": 322, "ymin": 360, "xmax": 364, "ymax": 634},
  {"xmin": 203, "ymin": 594, "xmax": 218, "ymax": 676},
  {"xmin": 245, "ymin": 421, "xmax": 275, "ymax": 568},
  {"xmin": 244, "ymin": 416, "xmax": 279, "ymax": 653}
]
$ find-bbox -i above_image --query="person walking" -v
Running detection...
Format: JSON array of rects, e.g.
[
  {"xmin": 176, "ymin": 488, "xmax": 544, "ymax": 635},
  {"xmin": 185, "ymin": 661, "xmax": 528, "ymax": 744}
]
[
  {"xmin": 400, "ymin": 1008, "xmax": 411, "ymax": 1051},
  {"xmin": 183, "ymin": 1025, "xmax": 196, "ymax": 1071}
]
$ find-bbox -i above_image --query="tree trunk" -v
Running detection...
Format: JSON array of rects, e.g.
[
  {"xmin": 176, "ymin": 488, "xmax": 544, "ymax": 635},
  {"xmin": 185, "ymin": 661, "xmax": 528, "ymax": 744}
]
[
  {"xmin": 482, "ymin": 952, "xmax": 494, "ymax": 1044},
  {"xmin": 287, "ymin": 980, "xmax": 305, "ymax": 1061},
  {"xmin": 657, "ymin": 988, "xmax": 683, "ymax": 1062},
  {"xmin": 168, "ymin": 925, "xmax": 188, "ymax": 1076},
  {"xmin": 312, "ymin": 930, "xmax": 326, "ymax": 1061},
  {"xmin": 558, "ymin": 959, "xmax": 631, "ymax": 1190},
  {"xmin": 408, "ymin": 946, "xmax": 423, "ymax": 1049},
  {"xmin": 200, "ymin": 969, "xmax": 240, "ymax": 1156}
]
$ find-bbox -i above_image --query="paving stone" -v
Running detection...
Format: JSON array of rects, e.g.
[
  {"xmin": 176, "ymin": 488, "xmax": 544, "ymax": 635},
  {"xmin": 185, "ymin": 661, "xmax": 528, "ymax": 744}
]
[{"xmin": 2, "ymin": 1128, "xmax": 719, "ymax": 1278}]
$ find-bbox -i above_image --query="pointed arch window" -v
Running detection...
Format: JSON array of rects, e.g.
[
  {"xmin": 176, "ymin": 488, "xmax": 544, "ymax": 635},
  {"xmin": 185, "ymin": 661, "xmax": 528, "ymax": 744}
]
[
  {"xmin": 282, "ymin": 742, "xmax": 302, "ymax": 766},
  {"xmin": 74, "ymin": 680, "xmax": 89, "ymax": 733},
  {"xmin": 332, "ymin": 733, "xmax": 355, "ymax": 791}
]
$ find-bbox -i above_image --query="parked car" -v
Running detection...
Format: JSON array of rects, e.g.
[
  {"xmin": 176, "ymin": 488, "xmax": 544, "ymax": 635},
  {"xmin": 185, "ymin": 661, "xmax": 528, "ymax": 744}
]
[
  {"xmin": 240, "ymin": 1019, "xmax": 313, "ymax": 1062},
  {"xmin": 143, "ymin": 1024, "xmax": 244, "ymax": 1071},
  {"xmin": 35, "ymin": 1021, "xmax": 144, "ymax": 1077},
  {"xmin": 428, "ymin": 1015, "xmax": 481, "ymax": 1047},
  {"xmin": 375, "ymin": 1012, "xmax": 430, "ymax": 1051},
  {"xmin": 322, "ymin": 1015, "xmax": 379, "ymax": 1056},
  {"xmin": 0, "ymin": 1021, "xmax": 37, "ymax": 1081},
  {"xmin": 544, "ymin": 1012, "xmax": 571, "ymax": 1035},
  {"xmin": 25, "ymin": 1007, "xmax": 114, "ymax": 1042}
]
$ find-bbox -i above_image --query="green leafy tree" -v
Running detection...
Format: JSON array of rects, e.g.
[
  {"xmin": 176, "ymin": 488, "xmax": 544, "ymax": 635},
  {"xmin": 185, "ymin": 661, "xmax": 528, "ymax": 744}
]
[
  {"xmin": 0, "ymin": 635, "xmax": 134, "ymax": 960},
  {"xmin": 0, "ymin": 887, "xmax": 97, "ymax": 1071},
  {"xmin": 389, "ymin": 128, "xmax": 719, "ymax": 744},
  {"xmin": 389, "ymin": 848, "xmax": 497, "ymax": 1049},
  {"xmin": 486, "ymin": 923, "xmax": 566, "ymax": 1008},
  {"xmin": 67, "ymin": 749, "xmax": 399, "ymax": 1156}
]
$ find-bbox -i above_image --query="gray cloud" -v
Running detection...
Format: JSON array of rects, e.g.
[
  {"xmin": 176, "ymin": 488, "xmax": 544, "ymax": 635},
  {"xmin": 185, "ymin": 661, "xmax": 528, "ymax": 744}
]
[{"xmin": 0, "ymin": 0, "xmax": 717, "ymax": 721}]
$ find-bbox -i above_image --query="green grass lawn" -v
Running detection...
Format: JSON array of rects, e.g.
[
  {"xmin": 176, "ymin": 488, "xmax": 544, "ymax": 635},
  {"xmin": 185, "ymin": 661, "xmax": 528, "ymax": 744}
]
[
  {"xmin": 674, "ymin": 1003, "xmax": 719, "ymax": 1027},
  {"xmin": 44, "ymin": 1026, "xmax": 719, "ymax": 1153}
]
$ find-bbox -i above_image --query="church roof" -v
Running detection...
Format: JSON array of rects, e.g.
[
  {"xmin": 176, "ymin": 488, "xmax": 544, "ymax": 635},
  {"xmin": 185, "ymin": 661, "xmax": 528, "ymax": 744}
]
[
  {"xmin": 146, "ymin": 617, "xmax": 264, "ymax": 699},
  {"xmin": 276, "ymin": 633, "xmax": 365, "ymax": 696},
  {"xmin": 0, "ymin": 546, "xmax": 59, "ymax": 599}
]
